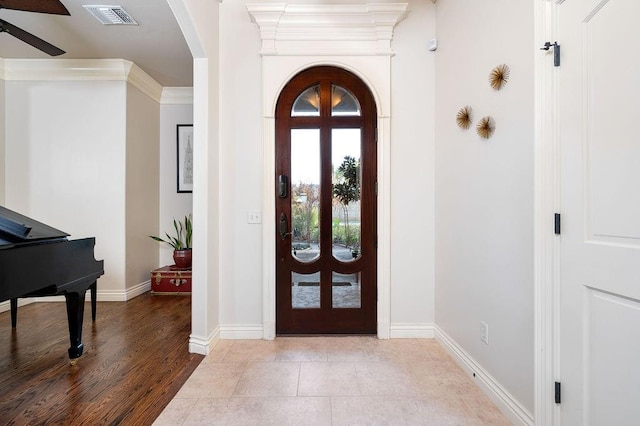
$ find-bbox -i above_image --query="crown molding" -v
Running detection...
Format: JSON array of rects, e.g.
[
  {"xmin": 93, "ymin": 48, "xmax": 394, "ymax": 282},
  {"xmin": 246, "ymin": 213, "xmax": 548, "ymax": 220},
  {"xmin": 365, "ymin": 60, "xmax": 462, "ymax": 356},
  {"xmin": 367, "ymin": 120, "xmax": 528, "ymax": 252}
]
[
  {"xmin": 161, "ymin": 87, "xmax": 194, "ymax": 105},
  {"xmin": 4, "ymin": 59, "xmax": 133, "ymax": 81},
  {"xmin": 126, "ymin": 63, "xmax": 163, "ymax": 102},
  {"xmin": 126, "ymin": 63, "xmax": 164, "ymax": 102},
  {"xmin": 246, "ymin": 3, "xmax": 408, "ymax": 56},
  {"xmin": 2, "ymin": 58, "xmax": 164, "ymax": 103}
]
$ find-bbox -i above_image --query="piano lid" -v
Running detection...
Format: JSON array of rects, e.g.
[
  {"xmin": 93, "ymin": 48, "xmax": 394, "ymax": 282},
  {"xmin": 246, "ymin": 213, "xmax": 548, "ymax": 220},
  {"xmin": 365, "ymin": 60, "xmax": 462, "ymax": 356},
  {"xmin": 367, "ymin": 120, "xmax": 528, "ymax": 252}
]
[{"xmin": 0, "ymin": 205, "xmax": 69, "ymax": 245}]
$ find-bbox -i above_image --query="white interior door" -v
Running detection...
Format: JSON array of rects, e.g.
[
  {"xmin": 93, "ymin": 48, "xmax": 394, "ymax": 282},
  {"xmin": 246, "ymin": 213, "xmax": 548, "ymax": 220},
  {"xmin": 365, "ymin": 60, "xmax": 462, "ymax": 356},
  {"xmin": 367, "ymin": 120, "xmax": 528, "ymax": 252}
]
[{"xmin": 558, "ymin": 0, "xmax": 640, "ymax": 424}]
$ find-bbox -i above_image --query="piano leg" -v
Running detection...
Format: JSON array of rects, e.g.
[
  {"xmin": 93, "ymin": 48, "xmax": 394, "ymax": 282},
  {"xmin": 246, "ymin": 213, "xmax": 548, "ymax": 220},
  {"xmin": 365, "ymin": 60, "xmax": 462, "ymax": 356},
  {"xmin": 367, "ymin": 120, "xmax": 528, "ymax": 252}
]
[
  {"xmin": 10, "ymin": 298, "xmax": 17, "ymax": 328},
  {"xmin": 91, "ymin": 282, "xmax": 97, "ymax": 322},
  {"xmin": 64, "ymin": 291, "xmax": 86, "ymax": 360}
]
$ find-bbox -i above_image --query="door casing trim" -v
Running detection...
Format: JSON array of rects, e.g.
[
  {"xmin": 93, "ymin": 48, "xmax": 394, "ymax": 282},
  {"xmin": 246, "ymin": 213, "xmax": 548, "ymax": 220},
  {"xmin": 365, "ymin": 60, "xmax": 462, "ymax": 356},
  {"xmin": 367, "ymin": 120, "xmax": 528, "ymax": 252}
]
[{"xmin": 534, "ymin": 0, "xmax": 560, "ymax": 424}]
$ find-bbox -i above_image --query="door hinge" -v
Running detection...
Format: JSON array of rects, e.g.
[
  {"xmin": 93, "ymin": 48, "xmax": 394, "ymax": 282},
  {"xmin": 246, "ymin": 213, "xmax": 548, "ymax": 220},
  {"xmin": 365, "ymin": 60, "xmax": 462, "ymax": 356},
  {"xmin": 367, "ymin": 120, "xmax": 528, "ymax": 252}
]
[
  {"xmin": 375, "ymin": 181, "xmax": 378, "ymax": 196},
  {"xmin": 555, "ymin": 381, "xmax": 561, "ymax": 404},
  {"xmin": 540, "ymin": 41, "xmax": 560, "ymax": 67},
  {"xmin": 375, "ymin": 128, "xmax": 378, "ymax": 143},
  {"xmin": 554, "ymin": 213, "xmax": 561, "ymax": 235}
]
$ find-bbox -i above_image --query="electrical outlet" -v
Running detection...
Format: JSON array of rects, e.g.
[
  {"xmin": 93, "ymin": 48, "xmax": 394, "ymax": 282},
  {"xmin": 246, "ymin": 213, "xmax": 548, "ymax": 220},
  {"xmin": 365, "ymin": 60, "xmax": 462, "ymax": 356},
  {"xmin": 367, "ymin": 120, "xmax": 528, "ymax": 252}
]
[
  {"xmin": 480, "ymin": 321, "xmax": 489, "ymax": 345},
  {"xmin": 247, "ymin": 210, "xmax": 262, "ymax": 224}
]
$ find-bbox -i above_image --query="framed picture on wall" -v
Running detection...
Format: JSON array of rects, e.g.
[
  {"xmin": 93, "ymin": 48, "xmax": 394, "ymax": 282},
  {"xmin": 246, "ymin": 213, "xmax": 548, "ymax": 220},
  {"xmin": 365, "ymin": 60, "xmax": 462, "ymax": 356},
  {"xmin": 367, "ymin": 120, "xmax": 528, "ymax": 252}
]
[{"xmin": 177, "ymin": 124, "xmax": 194, "ymax": 193}]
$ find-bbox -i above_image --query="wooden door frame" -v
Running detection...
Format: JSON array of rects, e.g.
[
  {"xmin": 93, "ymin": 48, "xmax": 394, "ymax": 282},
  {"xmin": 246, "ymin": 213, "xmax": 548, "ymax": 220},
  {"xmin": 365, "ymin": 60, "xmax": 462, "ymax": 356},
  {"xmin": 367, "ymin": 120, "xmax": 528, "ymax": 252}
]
[
  {"xmin": 260, "ymin": 59, "xmax": 392, "ymax": 341},
  {"xmin": 274, "ymin": 66, "xmax": 378, "ymax": 335}
]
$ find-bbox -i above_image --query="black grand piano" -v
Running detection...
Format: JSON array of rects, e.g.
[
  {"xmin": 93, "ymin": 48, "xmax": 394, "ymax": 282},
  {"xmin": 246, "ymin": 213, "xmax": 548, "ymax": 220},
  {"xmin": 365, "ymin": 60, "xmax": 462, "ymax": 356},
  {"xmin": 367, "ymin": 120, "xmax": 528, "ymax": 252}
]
[{"xmin": 0, "ymin": 205, "xmax": 104, "ymax": 360}]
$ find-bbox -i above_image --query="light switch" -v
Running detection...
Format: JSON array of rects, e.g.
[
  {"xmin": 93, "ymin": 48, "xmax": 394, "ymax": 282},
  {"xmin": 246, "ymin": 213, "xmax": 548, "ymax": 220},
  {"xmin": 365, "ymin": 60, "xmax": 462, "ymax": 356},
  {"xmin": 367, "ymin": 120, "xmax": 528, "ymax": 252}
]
[{"xmin": 247, "ymin": 210, "xmax": 262, "ymax": 224}]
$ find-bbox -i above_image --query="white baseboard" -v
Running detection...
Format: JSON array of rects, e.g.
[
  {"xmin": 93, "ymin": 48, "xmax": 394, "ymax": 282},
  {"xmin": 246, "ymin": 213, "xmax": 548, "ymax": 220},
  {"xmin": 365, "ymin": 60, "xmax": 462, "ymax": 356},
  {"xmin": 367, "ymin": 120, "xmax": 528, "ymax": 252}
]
[
  {"xmin": 435, "ymin": 325, "xmax": 534, "ymax": 426},
  {"xmin": 219, "ymin": 324, "xmax": 264, "ymax": 340},
  {"xmin": 377, "ymin": 321, "xmax": 390, "ymax": 339},
  {"xmin": 389, "ymin": 323, "xmax": 435, "ymax": 338},
  {"xmin": 263, "ymin": 320, "xmax": 275, "ymax": 340},
  {"xmin": 0, "ymin": 298, "xmax": 33, "ymax": 313},
  {"xmin": 97, "ymin": 280, "xmax": 151, "ymax": 301},
  {"xmin": 213, "ymin": 323, "xmax": 433, "ymax": 340},
  {"xmin": 1, "ymin": 280, "xmax": 152, "ymax": 307},
  {"xmin": 211, "ymin": 323, "xmax": 434, "ymax": 340},
  {"xmin": 189, "ymin": 326, "xmax": 220, "ymax": 355}
]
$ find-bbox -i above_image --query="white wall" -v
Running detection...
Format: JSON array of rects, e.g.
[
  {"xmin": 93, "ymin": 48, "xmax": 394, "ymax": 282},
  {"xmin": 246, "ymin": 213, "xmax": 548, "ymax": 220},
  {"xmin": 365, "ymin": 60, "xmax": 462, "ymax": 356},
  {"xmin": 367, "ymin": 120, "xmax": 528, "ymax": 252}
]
[
  {"xmin": 216, "ymin": 0, "xmax": 436, "ymax": 331},
  {"xmin": 434, "ymin": 0, "xmax": 534, "ymax": 413},
  {"xmin": 158, "ymin": 97, "xmax": 193, "ymax": 267},
  {"xmin": 125, "ymin": 84, "xmax": 160, "ymax": 289},
  {"xmin": 5, "ymin": 80, "xmax": 127, "ymax": 292},
  {"xmin": 3, "ymin": 65, "xmax": 168, "ymax": 298},
  {"xmin": 390, "ymin": 0, "xmax": 436, "ymax": 330},
  {"xmin": 169, "ymin": 0, "xmax": 221, "ymax": 353},
  {"xmin": 219, "ymin": 0, "xmax": 264, "ymax": 327}
]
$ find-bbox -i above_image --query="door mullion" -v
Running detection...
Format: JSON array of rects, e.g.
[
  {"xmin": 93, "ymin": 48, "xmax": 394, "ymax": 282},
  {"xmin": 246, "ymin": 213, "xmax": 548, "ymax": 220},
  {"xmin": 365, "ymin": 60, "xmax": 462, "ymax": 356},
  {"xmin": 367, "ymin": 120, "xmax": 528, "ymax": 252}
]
[
  {"xmin": 318, "ymin": 80, "xmax": 333, "ymax": 313},
  {"xmin": 320, "ymin": 122, "xmax": 333, "ymax": 312}
]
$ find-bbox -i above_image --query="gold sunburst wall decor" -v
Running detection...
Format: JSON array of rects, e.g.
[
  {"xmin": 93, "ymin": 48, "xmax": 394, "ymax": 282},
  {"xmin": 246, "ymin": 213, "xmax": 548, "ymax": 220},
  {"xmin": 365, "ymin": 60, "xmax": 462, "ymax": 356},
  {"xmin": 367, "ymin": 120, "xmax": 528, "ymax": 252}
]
[
  {"xmin": 476, "ymin": 116, "xmax": 495, "ymax": 139},
  {"xmin": 456, "ymin": 106, "xmax": 473, "ymax": 130},
  {"xmin": 489, "ymin": 64, "xmax": 510, "ymax": 90}
]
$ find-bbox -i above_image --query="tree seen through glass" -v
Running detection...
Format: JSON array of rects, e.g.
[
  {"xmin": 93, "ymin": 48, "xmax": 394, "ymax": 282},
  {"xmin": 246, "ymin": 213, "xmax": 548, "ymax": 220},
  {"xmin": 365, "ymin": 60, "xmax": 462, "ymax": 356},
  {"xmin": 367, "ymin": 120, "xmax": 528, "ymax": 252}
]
[{"xmin": 332, "ymin": 155, "xmax": 360, "ymax": 252}]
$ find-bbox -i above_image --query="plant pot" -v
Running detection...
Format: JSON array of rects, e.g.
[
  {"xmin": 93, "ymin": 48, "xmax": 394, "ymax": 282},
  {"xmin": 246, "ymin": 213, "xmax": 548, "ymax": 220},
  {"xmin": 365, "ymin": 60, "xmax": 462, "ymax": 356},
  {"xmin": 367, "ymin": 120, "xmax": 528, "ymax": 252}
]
[{"xmin": 173, "ymin": 249, "xmax": 192, "ymax": 269}]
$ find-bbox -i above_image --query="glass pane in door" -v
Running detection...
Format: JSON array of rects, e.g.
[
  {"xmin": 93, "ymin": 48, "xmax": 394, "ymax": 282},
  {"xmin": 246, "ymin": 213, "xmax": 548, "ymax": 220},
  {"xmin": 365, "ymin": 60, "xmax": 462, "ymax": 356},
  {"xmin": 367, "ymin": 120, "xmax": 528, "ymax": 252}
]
[
  {"xmin": 291, "ymin": 129, "xmax": 320, "ymax": 263},
  {"xmin": 292, "ymin": 272, "xmax": 321, "ymax": 309},
  {"xmin": 331, "ymin": 129, "xmax": 361, "ymax": 262},
  {"xmin": 332, "ymin": 272, "xmax": 361, "ymax": 308},
  {"xmin": 331, "ymin": 85, "xmax": 361, "ymax": 116},
  {"xmin": 292, "ymin": 85, "xmax": 320, "ymax": 116}
]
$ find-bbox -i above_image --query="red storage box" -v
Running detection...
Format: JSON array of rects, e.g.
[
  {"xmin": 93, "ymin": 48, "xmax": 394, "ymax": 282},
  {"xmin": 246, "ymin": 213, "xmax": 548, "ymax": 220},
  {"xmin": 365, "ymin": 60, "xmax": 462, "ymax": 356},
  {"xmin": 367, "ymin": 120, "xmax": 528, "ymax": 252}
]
[{"xmin": 150, "ymin": 265, "xmax": 192, "ymax": 295}]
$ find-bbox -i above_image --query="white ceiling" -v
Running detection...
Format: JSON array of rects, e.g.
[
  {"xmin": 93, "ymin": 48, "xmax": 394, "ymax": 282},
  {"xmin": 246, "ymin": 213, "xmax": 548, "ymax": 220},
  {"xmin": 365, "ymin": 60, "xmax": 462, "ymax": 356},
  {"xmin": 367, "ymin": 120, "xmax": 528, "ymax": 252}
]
[{"xmin": 0, "ymin": 0, "xmax": 193, "ymax": 87}]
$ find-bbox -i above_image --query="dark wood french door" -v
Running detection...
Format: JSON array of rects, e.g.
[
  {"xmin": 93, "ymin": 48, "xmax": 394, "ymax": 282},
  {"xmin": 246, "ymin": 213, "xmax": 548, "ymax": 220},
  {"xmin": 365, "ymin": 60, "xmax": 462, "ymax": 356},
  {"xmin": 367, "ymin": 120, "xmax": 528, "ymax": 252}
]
[{"xmin": 275, "ymin": 66, "xmax": 377, "ymax": 334}]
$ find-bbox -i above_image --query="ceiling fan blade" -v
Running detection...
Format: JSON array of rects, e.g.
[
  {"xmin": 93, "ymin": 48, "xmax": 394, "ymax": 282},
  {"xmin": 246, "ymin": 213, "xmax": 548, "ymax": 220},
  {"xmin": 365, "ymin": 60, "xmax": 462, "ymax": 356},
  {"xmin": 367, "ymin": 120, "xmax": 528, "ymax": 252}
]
[
  {"xmin": 0, "ymin": 0, "xmax": 69, "ymax": 15},
  {"xmin": 0, "ymin": 19, "xmax": 65, "ymax": 56}
]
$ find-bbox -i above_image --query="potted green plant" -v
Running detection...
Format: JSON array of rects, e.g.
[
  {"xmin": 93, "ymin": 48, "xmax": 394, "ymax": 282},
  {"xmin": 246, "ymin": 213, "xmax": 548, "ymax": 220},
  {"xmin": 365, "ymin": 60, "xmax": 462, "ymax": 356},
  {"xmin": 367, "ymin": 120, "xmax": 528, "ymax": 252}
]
[{"xmin": 149, "ymin": 215, "xmax": 192, "ymax": 269}]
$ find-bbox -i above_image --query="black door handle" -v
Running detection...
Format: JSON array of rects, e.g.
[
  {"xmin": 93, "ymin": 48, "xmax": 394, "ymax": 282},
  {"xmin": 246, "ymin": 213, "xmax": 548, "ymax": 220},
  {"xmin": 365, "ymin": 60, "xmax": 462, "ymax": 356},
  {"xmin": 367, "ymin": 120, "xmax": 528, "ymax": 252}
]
[
  {"xmin": 279, "ymin": 212, "xmax": 291, "ymax": 240},
  {"xmin": 278, "ymin": 175, "xmax": 288, "ymax": 198}
]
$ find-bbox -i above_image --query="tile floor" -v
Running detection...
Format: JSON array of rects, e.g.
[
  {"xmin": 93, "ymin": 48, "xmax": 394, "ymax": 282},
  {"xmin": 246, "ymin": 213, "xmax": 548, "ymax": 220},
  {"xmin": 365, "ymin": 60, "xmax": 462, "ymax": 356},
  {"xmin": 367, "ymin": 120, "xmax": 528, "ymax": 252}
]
[{"xmin": 154, "ymin": 337, "xmax": 511, "ymax": 425}]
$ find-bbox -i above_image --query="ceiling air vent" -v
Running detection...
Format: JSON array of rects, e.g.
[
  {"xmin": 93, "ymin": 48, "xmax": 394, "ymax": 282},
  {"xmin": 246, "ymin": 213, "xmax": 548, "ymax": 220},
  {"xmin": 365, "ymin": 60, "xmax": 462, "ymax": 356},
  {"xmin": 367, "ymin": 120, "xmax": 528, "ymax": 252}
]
[{"xmin": 83, "ymin": 5, "xmax": 138, "ymax": 25}]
